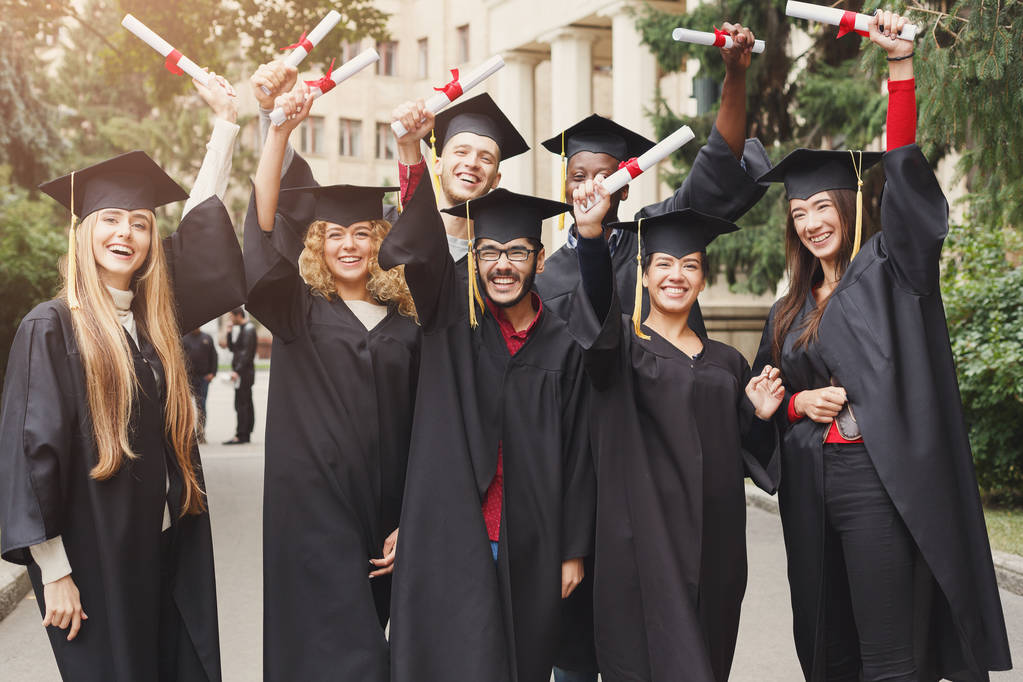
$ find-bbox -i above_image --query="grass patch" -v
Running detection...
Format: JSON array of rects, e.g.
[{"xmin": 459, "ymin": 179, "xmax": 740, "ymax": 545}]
[{"xmin": 984, "ymin": 506, "xmax": 1023, "ymax": 557}]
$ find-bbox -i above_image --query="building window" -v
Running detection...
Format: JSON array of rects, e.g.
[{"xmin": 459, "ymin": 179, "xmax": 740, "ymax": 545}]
[
  {"xmin": 339, "ymin": 118, "xmax": 362, "ymax": 157},
  {"xmin": 417, "ymin": 38, "xmax": 429, "ymax": 79},
  {"xmin": 456, "ymin": 25, "xmax": 470, "ymax": 64},
  {"xmin": 376, "ymin": 41, "xmax": 398, "ymax": 76},
  {"xmin": 299, "ymin": 116, "xmax": 326, "ymax": 156},
  {"xmin": 376, "ymin": 122, "xmax": 396, "ymax": 159}
]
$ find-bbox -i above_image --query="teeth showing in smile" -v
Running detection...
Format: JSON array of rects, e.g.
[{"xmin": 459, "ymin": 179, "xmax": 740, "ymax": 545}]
[
  {"xmin": 810, "ymin": 232, "xmax": 832, "ymax": 244},
  {"xmin": 664, "ymin": 286, "xmax": 688, "ymax": 295},
  {"xmin": 492, "ymin": 277, "xmax": 517, "ymax": 286},
  {"xmin": 457, "ymin": 173, "xmax": 479, "ymax": 184},
  {"xmin": 338, "ymin": 256, "xmax": 361, "ymax": 263},
  {"xmin": 109, "ymin": 245, "xmax": 134, "ymax": 256}
]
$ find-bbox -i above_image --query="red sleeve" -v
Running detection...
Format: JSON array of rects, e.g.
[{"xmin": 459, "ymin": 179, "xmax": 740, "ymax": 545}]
[
  {"xmin": 399, "ymin": 158, "xmax": 428, "ymax": 207},
  {"xmin": 886, "ymin": 78, "xmax": 916, "ymax": 151},
  {"xmin": 787, "ymin": 391, "xmax": 804, "ymax": 423}
]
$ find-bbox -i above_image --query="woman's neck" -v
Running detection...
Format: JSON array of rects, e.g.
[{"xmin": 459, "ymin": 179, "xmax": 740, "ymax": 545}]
[
  {"xmin": 816, "ymin": 257, "xmax": 841, "ymax": 298},
  {"xmin": 335, "ymin": 278, "xmax": 372, "ymax": 303},
  {"xmin": 644, "ymin": 307, "xmax": 702, "ymax": 355}
]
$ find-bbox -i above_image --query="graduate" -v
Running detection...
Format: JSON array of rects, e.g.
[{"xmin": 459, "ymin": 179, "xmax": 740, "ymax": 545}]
[
  {"xmin": 752, "ymin": 12, "xmax": 1011, "ymax": 681},
  {"xmin": 569, "ymin": 176, "xmax": 783, "ymax": 680},
  {"xmin": 0, "ymin": 75, "xmax": 244, "ymax": 681},
  {"xmin": 535, "ymin": 22, "xmax": 770, "ymax": 334},
  {"xmin": 378, "ymin": 179, "xmax": 595, "ymax": 682},
  {"xmin": 391, "ymin": 92, "xmax": 530, "ymax": 262},
  {"xmin": 247, "ymin": 80, "xmax": 420, "ymax": 682}
]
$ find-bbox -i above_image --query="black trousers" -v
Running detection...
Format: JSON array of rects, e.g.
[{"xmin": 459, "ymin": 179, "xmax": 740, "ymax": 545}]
[
  {"xmin": 234, "ymin": 371, "xmax": 254, "ymax": 440},
  {"xmin": 822, "ymin": 443, "xmax": 917, "ymax": 682}
]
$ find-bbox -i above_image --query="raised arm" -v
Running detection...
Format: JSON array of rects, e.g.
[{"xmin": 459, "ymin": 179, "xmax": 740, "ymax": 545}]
[
  {"xmin": 255, "ymin": 82, "xmax": 314, "ymax": 232},
  {"xmin": 182, "ymin": 73, "xmax": 239, "ymax": 218},
  {"xmin": 252, "ymin": 61, "xmax": 300, "ymax": 179}
]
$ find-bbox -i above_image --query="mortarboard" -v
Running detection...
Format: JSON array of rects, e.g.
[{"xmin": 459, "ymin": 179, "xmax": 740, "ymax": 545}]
[
  {"xmin": 279, "ymin": 184, "xmax": 398, "ymax": 226},
  {"xmin": 432, "ymin": 93, "xmax": 530, "ymax": 161}
]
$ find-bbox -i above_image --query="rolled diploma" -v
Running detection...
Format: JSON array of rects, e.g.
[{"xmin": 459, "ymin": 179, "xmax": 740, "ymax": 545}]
[
  {"xmin": 262, "ymin": 10, "xmax": 343, "ymax": 94},
  {"xmin": 269, "ymin": 48, "xmax": 380, "ymax": 126},
  {"xmin": 671, "ymin": 28, "xmax": 766, "ymax": 54},
  {"xmin": 121, "ymin": 14, "xmax": 212, "ymax": 86},
  {"xmin": 390, "ymin": 55, "xmax": 506, "ymax": 137},
  {"xmin": 581, "ymin": 125, "xmax": 696, "ymax": 213},
  {"xmin": 785, "ymin": 1, "xmax": 919, "ymax": 41}
]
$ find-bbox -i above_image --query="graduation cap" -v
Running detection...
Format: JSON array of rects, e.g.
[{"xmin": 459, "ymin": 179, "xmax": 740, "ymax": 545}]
[
  {"xmin": 607, "ymin": 209, "xmax": 738, "ymax": 339},
  {"xmin": 757, "ymin": 148, "xmax": 883, "ymax": 258},
  {"xmin": 279, "ymin": 184, "xmax": 398, "ymax": 226},
  {"xmin": 540, "ymin": 115, "xmax": 656, "ymax": 231},
  {"xmin": 38, "ymin": 151, "xmax": 190, "ymax": 310},
  {"xmin": 441, "ymin": 188, "xmax": 570, "ymax": 327},
  {"xmin": 432, "ymin": 93, "xmax": 530, "ymax": 161}
]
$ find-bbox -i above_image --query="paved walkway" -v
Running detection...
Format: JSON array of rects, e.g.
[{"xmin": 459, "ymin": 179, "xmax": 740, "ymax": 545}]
[{"xmin": 2, "ymin": 371, "xmax": 1022, "ymax": 680}]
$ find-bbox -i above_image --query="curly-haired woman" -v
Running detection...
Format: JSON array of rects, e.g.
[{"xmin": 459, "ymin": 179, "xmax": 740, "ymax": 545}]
[{"xmin": 245, "ymin": 74, "xmax": 420, "ymax": 682}]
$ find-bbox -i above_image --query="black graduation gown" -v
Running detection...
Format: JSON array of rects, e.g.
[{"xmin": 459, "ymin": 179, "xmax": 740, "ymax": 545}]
[
  {"xmin": 378, "ymin": 179, "xmax": 595, "ymax": 682},
  {"xmin": 752, "ymin": 145, "xmax": 1012, "ymax": 681},
  {"xmin": 244, "ymin": 156, "xmax": 420, "ymax": 682},
  {"xmin": 568, "ymin": 235, "xmax": 777, "ymax": 682},
  {"xmin": 535, "ymin": 125, "xmax": 772, "ymax": 333},
  {"xmin": 0, "ymin": 195, "xmax": 243, "ymax": 682}
]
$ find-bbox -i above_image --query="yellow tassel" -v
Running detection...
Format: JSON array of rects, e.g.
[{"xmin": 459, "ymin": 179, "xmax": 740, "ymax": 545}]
[
  {"xmin": 632, "ymin": 218, "xmax": 650, "ymax": 340},
  {"xmin": 429, "ymin": 129, "xmax": 443, "ymax": 206},
  {"xmin": 67, "ymin": 171, "xmax": 81, "ymax": 311},
  {"xmin": 849, "ymin": 150, "xmax": 864, "ymax": 259},
  {"xmin": 558, "ymin": 131, "xmax": 568, "ymax": 231},
  {"xmin": 466, "ymin": 199, "xmax": 484, "ymax": 328}
]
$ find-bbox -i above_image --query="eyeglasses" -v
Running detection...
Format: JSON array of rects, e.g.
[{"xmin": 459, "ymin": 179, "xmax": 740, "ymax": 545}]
[{"xmin": 474, "ymin": 246, "xmax": 538, "ymax": 262}]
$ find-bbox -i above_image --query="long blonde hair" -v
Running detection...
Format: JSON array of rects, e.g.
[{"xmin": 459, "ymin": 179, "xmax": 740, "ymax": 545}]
[
  {"xmin": 299, "ymin": 219, "xmax": 418, "ymax": 321},
  {"xmin": 60, "ymin": 211, "xmax": 205, "ymax": 515}
]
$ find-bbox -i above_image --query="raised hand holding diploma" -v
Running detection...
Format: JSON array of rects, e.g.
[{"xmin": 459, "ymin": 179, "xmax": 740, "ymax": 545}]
[
  {"xmin": 262, "ymin": 9, "xmax": 342, "ymax": 95},
  {"xmin": 269, "ymin": 48, "xmax": 380, "ymax": 126},
  {"xmin": 251, "ymin": 61, "xmax": 299, "ymax": 111},
  {"xmin": 869, "ymin": 10, "xmax": 915, "ymax": 75},
  {"xmin": 672, "ymin": 27, "xmax": 765, "ymax": 54},
  {"xmin": 786, "ymin": 1, "xmax": 919, "ymax": 41},
  {"xmin": 121, "ymin": 14, "xmax": 212, "ymax": 86},
  {"xmin": 390, "ymin": 55, "xmax": 506, "ymax": 137},
  {"xmin": 193, "ymin": 71, "xmax": 238, "ymax": 123}
]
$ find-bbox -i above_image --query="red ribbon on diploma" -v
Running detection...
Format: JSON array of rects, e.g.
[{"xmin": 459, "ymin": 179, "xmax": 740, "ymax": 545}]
[
  {"xmin": 836, "ymin": 11, "xmax": 869, "ymax": 38},
  {"xmin": 164, "ymin": 49, "xmax": 184, "ymax": 75},
  {"xmin": 305, "ymin": 58, "xmax": 337, "ymax": 94},
  {"xmin": 282, "ymin": 31, "xmax": 314, "ymax": 53},
  {"xmin": 433, "ymin": 69, "xmax": 463, "ymax": 101},
  {"xmin": 618, "ymin": 157, "xmax": 642, "ymax": 179},
  {"xmin": 713, "ymin": 26, "xmax": 729, "ymax": 47}
]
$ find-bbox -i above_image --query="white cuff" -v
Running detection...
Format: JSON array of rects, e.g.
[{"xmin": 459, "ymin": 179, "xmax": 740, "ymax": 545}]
[{"xmin": 30, "ymin": 536, "xmax": 72, "ymax": 585}]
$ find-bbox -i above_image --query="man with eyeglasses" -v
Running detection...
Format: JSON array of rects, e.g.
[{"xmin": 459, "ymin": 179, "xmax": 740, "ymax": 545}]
[{"xmin": 379, "ymin": 182, "xmax": 595, "ymax": 682}]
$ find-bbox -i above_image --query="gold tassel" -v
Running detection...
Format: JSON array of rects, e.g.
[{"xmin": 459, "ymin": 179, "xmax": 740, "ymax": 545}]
[
  {"xmin": 67, "ymin": 171, "xmax": 81, "ymax": 311},
  {"xmin": 558, "ymin": 131, "xmax": 568, "ymax": 231},
  {"xmin": 632, "ymin": 218, "xmax": 650, "ymax": 340},
  {"xmin": 429, "ymin": 129, "xmax": 443, "ymax": 206},
  {"xmin": 466, "ymin": 199, "xmax": 484, "ymax": 328},
  {"xmin": 849, "ymin": 150, "xmax": 864, "ymax": 260}
]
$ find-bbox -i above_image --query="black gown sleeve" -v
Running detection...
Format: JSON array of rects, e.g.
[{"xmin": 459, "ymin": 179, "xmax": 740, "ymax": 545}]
[
  {"xmin": 751, "ymin": 300, "xmax": 795, "ymax": 433},
  {"xmin": 559, "ymin": 353, "xmax": 596, "ymax": 561},
  {"xmin": 378, "ymin": 177, "xmax": 464, "ymax": 332},
  {"xmin": 163, "ymin": 195, "xmax": 247, "ymax": 334},
  {"xmin": 0, "ymin": 308, "xmax": 74, "ymax": 564},
  {"xmin": 568, "ymin": 235, "xmax": 623, "ymax": 391},
  {"xmin": 635, "ymin": 125, "xmax": 771, "ymax": 222},
  {"xmin": 737, "ymin": 361, "xmax": 780, "ymax": 494},
  {"xmin": 877, "ymin": 145, "xmax": 949, "ymax": 295}
]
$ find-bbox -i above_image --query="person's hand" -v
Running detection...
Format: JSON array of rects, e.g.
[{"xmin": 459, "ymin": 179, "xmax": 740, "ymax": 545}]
[
  {"xmin": 42, "ymin": 575, "xmax": 87, "ymax": 641},
  {"xmin": 270, "ymin": 82, "xmax": 314, "ymax": 136},
  {"xmin": 745, "ymin": 365, "xmax": 785, "ymax": 420},
  {"xmin": 869, "ymin": 10, "xmax": 914, "ymax": 60},
  {"xmin": 231, "ymin": 371, "xmax": 239, "ymax": 382},
  {"xmin": 719, "ymin": 22, "xmax": 755, "ymax": 72},
  {"xmin": 561, "ymin": 558, "xmax": 584, "ymax": 599},
  {"xmin": 392, "ymin": 99, "xmax": 435, "ymax": 165},
  {"xmin": 193, "ymin": 71, "xmax": 238, "ymax": 124},
  {"xmin": 250, "ymin": 61, "xmax": 299, "ymax": 111},
  {"xmin": 571, "ymin": 174, "xmax": 611, "ymax": 239},
  {"xmin": 792, "ymin": 386, "xmax": 847, "ymax": 423},
  {"xmin": 369, "ymin": 528, "xmax": 399, "ymax": 578},
  {"xmin": 203, "ymin": 373, "xmax": 214, "ymax": 382}
]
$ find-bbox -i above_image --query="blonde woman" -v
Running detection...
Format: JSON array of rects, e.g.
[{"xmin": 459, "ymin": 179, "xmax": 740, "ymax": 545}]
[
  {"xmin": 246, "ymin": 78, "xmax": 420, "ymax": 682},
  {"xmin": 0, "ymin": 76, "xmax": 244, "ymax": 681}
]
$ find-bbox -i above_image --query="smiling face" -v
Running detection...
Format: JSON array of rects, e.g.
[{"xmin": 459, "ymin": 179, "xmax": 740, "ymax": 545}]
[
  {"xmin": 566, "ymin": 151, "xmax": 628, "ymax": 222},
  {"xmin": 643, "ymin": 251, "xmax": 706, "ymax": 317},
  {"xmin": 788, "ymin": 191, "xmax": 846, "ymax": 264},
  {"xmin": 436, "ymin": 132, "xmax": 502, "ymax": 204},
  {"xmin": 322, "ymin": 221, "xmax": 374, "ymax": 287},
  {"xmin": 90, "ymin": 208, "xmax": 153, "ymax": 290},
  {"xmin": 474, "ymin": 237, "xmax": 545, "ymax": 308}
]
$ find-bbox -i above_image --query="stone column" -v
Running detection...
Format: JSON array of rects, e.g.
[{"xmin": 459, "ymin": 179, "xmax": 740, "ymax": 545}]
[
  {"xmin": 494, "ymin": 51, "xmax": 542, "ymax": 194},
  {"xmin": 539, "ymin": 26, "xmax": 601, "ymax": 250}
]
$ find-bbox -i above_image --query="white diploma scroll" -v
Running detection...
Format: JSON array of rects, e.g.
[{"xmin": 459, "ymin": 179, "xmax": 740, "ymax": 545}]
[
  {"xmin": 390, "ymin": 55, "xmax": 506, "ymax": 138},
  {"xmin": 671, "ymin": 28, "xmax": 766, "ymax": 53},
  {"xmin": 786, "ymin": 1, "xmax": 919, "ymax": 41},
  {"xmin": 581, "ymin": 125, "xmax": 697, "ymax": 213},
  {"xmin": 122, "ymin": 14, "xmax": 212, "ymax": 86},
  {"xmin": 263, "ymin": 10, "xmax": 343, "ymax": 95},
  {"xmin": 269, "ymin": 48, "xmax": 380, "ymax": 126}
]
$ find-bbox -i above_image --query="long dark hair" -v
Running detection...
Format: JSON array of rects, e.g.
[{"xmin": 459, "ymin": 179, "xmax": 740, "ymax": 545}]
[{"xmin": 771, "ymin": 189, "xmax": 874, "ymax": 365}]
